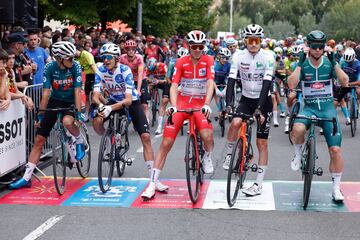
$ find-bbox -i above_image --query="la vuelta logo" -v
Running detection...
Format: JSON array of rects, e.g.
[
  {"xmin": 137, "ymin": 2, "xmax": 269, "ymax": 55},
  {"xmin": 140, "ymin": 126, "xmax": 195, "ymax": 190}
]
[
  {"xmin": 0, "ymin": 118, "xmax": 23, "ymax": 144},
  {"xmin": 311, "ymin": 82, "xmax": 325, "ymax": 89}
]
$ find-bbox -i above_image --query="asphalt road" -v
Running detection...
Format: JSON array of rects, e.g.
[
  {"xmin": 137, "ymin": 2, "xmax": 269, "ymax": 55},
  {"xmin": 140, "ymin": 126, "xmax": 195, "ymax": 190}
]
[{"xmin": 1, "ymin": 106, "xmax": 360, "ymax": 240}]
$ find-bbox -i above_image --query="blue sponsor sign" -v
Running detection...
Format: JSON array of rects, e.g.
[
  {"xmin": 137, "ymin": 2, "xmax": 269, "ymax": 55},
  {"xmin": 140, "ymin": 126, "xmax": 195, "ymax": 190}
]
[{"xmin": 62, "ymin": 179, "xmax": 148, "ymax": 207}]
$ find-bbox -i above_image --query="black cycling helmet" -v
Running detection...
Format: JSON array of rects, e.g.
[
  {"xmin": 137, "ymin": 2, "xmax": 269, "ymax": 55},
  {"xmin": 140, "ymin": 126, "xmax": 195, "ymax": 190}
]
[{"xmin": 306, "ymin": 30, "xmax": 327, "ymax": 44}]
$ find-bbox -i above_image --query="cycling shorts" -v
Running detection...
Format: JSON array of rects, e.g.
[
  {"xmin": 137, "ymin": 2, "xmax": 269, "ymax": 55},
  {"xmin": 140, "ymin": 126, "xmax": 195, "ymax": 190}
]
[
  {"xmin": 236, "ymin": 96, "xmax": 272, "ymax": 139},
  {"xmin": 333, "ymin": 86, "xmax": 352, "ymax": 102},
  {"xmin": 129, "ymin": 100, "xmax": 150, "ymax": 136},
  {"xmin": 85, "ymin": 73, "xmax": 95, "ymax": 96},
  {"xmin": 294, "ymin": 105, "xmax": 342, "ymax": 147},
  {"xmin": 135, "ymin": 79, "xmax": 150, "ymax": 104},
  {"xmin": 157, "ymin": 82, "xmax": 170, "ymax": 98},
  {"xmin": 37, "ymin": 98, "xmax": 75, "ymax": 138},
  {"xmin": 163, "ymin": 111, "xmax": 213, "ymax": 140}
]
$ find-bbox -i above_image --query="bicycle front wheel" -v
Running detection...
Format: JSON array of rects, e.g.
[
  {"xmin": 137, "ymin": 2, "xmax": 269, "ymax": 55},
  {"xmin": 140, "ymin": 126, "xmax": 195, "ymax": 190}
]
[
  {"xmin": 185, "ymin": 134, "xmax": 201, "ymax": 203},
  {"xmin": 76, "ymin": 123, "xmax": 91, "ymax": 178},
  {"xmin": 288, "ymin": 102, "xmax": 300, "ymax": 145},
  {"xmin": 52, "ymin": 137, "xmax": 67, "ymax": 195},
  {"xmin": 98, "ymin": 129, "xmax": 115, "ymax": 193},
  {"xmin": 350, "ymin": 97, "xmax": 357, "ymax": 137},
  {"xmin": 226, "ymin": 138, "xmax": 245, "ymax": 207},
  {"xmin": 303, "ymin": 137, "xmax": 315, "ymax": 210},
  {"xmin": 151, "ymin": 91, "xmax": 159, "ymax": 127}
]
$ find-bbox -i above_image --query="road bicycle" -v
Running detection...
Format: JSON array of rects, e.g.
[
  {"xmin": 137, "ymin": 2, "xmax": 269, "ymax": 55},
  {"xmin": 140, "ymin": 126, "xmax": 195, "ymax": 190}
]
[
  {"xmin": 39, "ymin": 107, "xmax": 91, "ymax": 195},
  {"xmin": 226, "ymin": 112, "xmax": 258, "ymax": 207},
  {"xmin": 293, "ymin": 114, "xmax": 337, "ymax": 209},
  {"xmin": 168, "ymin": 108, "xmax": 209, "ymax": 203},
  {"xmin": 148, "ymin": 78, "xmax": 160, "ymax": 127},
  {"xmin": 345, "ymin": 87, "xmax": 358, "ymax": 137},
  {"xmin": 98, "ymin": 109, "xmax": 132, "ymax": 193}
]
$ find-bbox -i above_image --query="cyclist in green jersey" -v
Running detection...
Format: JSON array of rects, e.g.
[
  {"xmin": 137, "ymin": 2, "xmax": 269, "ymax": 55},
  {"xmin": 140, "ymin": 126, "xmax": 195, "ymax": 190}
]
[
  {"xmin": 288, "ymin": 31, "xmax": 349, "ymax": 202},
  {"xmin": 9, "ymin": 41, "xmax": 86, "ymax": 189}
]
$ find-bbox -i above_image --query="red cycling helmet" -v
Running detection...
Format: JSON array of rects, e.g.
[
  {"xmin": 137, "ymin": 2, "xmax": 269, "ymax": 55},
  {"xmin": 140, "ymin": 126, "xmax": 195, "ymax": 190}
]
[
  {"xmin": 125, "ymin": 40, "xmax": 137, "ymax": 48},
  {"xmin": 213, "ymin": 40, "xmax": 220, "ymax": 46}
]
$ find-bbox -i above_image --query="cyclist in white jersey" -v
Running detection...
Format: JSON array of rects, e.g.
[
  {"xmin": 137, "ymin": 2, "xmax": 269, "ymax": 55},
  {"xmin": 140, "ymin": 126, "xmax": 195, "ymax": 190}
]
[
  {"xmin": 92, "ymin": 43, "xmax": 168, "ymax": 191},
  {"xmin": 224, "ymin": 24, "xmax": 275, "ymax": 196}
]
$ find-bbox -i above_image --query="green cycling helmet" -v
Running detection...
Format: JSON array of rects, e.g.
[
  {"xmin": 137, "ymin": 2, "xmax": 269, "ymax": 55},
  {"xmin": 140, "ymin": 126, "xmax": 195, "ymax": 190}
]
[{"xmin": 306, "ymin": 30, "xmax": 327, "ymax": 43}]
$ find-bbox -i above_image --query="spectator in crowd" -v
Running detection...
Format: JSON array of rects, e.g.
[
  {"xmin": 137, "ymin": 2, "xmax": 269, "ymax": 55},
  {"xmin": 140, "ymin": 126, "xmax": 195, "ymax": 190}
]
[
  {"xmin": 75, "ymin": 44, "xmax": 97, "ymax": 121},
  {"xmin": 5, "ymin": 48, "xmax": 34, "ymax": 110},
  {"xmin": 7, "ymin": 32, "xmax": 35, "ymax": 90},
  {"xmin": 40, "ymin": 37, "xmax": 52, "ymax": 55},
  {"xmin": 41, "ymin": 26, "xmax": 52, "ymax": 40},
  {"xmin": 0, "ymin": 49, "xmax": 11, "ymax": 110},
  {"xmin": 52, "ymin": 33, "xmax": 62, "ymax": 44},
  {"xmin": 25, "ymin": 30, "xmax": 51, "ymax": 85}
]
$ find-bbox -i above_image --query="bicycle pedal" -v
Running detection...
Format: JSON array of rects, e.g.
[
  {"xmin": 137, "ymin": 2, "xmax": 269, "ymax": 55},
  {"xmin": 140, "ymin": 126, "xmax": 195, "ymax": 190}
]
[
  {"xmin": 316, "ymin": 167, "xmax": 323, "ymax": 176},
  {"xmin": 251, "ymin": 163, "xmax": 258, "ymax": 172},
  {"xmin": 126, "ymin": 157, "xmax": 134, "ymax": 166}
]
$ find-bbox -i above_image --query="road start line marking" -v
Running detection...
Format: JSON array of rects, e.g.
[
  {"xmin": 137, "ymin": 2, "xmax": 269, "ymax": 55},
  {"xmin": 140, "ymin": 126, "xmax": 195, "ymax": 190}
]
[{"xmin": 23, "ymin": 215, "xmax": 64, "ymax": 240}]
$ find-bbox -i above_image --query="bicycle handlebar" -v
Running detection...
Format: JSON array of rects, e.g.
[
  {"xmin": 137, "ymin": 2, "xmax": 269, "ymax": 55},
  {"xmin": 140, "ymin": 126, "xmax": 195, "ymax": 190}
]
[
  {"xmin": 294, "ymin": 115, "xmax": 338, "ymax": 136},
  {"xmin": 167, "ymin": 108, "xmax": 211, "ymax": 125}
]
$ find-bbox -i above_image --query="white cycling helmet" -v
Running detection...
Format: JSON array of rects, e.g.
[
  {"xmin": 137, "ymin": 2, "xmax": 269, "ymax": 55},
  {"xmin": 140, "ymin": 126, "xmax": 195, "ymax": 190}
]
[
  {"xmin": 186, "ymin": 30, "xmax": 206, "ymax": 45},
  {"xmin": 100, "ymin": 43, "xmax": 121, "ymax": 56},
  {"xmin": 274, "ymin": 47, "xmax": 283, "ymax": 55},
  {"xmin": 243, "ymin": 24, "xmax": 264, "ymax": 38},
  {"xmin": 225, "ymin": 38, "xmax": 237, "ymax": 46},
  {"xmin": 292, "ymin": 45, "xmax": 303, "ymax": 55},
  {"xmin": 52, "ymin": 41, "xmax": 76, "ymax": 59},
  {"xmin": 219, "ymin": 47, "xmax": 231, "ymax": 58},
  {"xmin": 343, "ymin": 48, "xmax": 356, "ymax": 62},
  {"xmin": 336, "ymin": 44, "xmax": 344, "ymax": 52},
  {"xmin": 177, "ymin": 47, "xmax": 189, "ymax": 58}
]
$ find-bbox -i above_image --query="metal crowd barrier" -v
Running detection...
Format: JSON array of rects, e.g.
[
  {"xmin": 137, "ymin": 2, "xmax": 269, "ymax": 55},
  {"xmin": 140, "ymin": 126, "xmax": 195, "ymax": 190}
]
[{"xmin": 24, "ymin": 84, "xmax": 56, "ymax": 159}]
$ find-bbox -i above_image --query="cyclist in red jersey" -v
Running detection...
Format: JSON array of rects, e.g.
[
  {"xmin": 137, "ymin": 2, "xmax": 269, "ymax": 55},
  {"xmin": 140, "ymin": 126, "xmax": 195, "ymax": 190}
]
[
  {"xmin": 120, "ymin": 40, "xmax": 150, "ymax": 121},
  {"xmin": 145, "ymin": 58, "xmax": 170, "ymax": 134},
  {"xmin": 144, "ymin": 36, "xmax": 165, "ymax": 63},
  {"xmin": 141, "ymin": 30, "xmax": 215, "ymax": 199}
]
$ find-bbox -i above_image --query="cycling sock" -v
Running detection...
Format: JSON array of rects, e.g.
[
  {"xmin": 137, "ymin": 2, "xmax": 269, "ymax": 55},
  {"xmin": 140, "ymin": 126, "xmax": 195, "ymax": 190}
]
[
  {"xmin": 23, "ymin": 162, "xmax": 36, "ymax": 181},
  {"xmin": 278, "ymin": 103, "xmax": 285, "ymax": 113},
  {"xmin": 203, "ymin": 151, "xmax": 212, "ymax": 160},
  {"xmin": 294, "ymin": 144, "xmax": 302, "ymax": 156},
  {"xmin": 146, "ymin": 160, "xmax": 154, "ymax": 178},
  {"xmin": 157, "ymin": 116, "xmax": 163, "ymax": 128},
  {"xmin": 273, "ymin": 111, "xmax": 278, "ymax": 121},
  {"xmin": 255, "ymin": 165, "xmax": 267, "ymax": 186},
  {"xmin": 331, "ymin": 172, "xmax": 342, "ymax": 191},
  {"xmin": 150, "ymin": 168, "xmax": 161, "ymax": 183},
  {"xmin": 226, "ymin": 141, "xmax": 235, "ymax": 155},
  {"xmin": 341, "ymin": 107, "xmax": 349, "ymax": 119},
  {"xmin": 74, "ymin": 133, "xmax": 83, "ymax": 144}
]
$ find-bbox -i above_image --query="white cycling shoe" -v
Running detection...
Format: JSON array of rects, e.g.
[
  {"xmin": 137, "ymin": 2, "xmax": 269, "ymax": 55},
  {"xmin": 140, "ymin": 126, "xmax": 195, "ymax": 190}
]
[
  {"xmin": 332, "ymin": 188, "xmax": 345, "ymax": 203},
  {"xmin": 223, "ymin": 154, "xmax": 231, "ymax": 170},
  {"xmin": 141, "ymin": 182, "xmax": 156, "ymax": 200},
  {"xmin": 155, "ymin": 181, "xmax": 169, "ymax": 192},
  {"xmin": 291, "ymin": 154, "xmax": 302, "ymax": 171},
  {"xmin": 242, "ymin": 183, "xmax": 262, "ymax": 196}
]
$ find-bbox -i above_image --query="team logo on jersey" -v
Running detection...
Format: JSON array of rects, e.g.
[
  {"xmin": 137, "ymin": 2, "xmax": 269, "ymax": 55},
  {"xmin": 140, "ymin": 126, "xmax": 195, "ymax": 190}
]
[
  {"xmin": 256, "ymin": 62, "xmax": 264, "ymax": 69},
  {"xmin": 199, "ymin": 68, "xmax": 206, "ymax": 77},
  {"xmin": 311, "ymin": 82, "xmax": 325, "ymax": 89}
]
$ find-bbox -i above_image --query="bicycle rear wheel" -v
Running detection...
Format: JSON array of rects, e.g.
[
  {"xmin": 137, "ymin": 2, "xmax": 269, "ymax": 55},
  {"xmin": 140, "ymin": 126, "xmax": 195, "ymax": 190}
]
[
  {"xmin": 98, "ymin": 129, "xmax": 115, "ymax": 193},
  {"xmin": 226, "ymin": 138, "xmax": 245, "ymax": 207},
  {"xmin": 350, "ymin": 97, "xmax": 357, "ymax": 137},
  {"xmin": 220, "ymin": 113, "xmax": 225, "ymax": 137},
  {"xmin": 288, "ymin": 102, "xmax": 300, "ymax": 145},
  {"xmin": 302, "ymin": 137, "xmax": 315, "ymax": 210},
  {"xmin": 151, "ymin": 91, "xmax": 159, "ymax": 127},
  {"xmin": 185, "ymin": 134, "xmax": 201, "ymax": 203},
  {"xmin": 52, "ymin": 137, "xmax": 67, "ymax": 195},
  {"xmin": 76, "ymin": 123, "xmax": 91, "ymax": 178}
]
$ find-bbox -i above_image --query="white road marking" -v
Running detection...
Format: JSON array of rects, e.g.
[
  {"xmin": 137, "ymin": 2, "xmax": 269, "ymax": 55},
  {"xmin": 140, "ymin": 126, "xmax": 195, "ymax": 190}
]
[{"xmin": 23, "ymin": 215, "xmax": 64, "ymax": 240}]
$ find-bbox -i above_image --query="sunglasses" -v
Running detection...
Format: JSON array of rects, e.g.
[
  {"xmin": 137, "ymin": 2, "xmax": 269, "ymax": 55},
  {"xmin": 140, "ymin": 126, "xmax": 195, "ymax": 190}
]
[
  {"xmin": 246, "ymin": 38, "xmax": 261, "ymax": 45},
  {"xmin": 309, "ymin": 43, "xmax": 325, "ymax": 50},
  {"xmin": 190, "ymin": 44, "xmax": 205, "ymax": 51},
  {"xmin": 63, "ymin": 57, "xmax": 73, "ymax": 62},
  {"xmin": 228, "ymin": 45, "xmax": 237, "ymax": 49},
  {"xmin": 220, "ymin": 56, "xmax": 229, "ymax": 60},
  {"xmin": 101, "ymin": 55, "xmax": 114, "ymax": 61}
]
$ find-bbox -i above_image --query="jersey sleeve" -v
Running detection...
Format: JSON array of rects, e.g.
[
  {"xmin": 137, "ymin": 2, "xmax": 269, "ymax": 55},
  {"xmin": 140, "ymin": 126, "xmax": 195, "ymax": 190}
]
[
  {"xmin": 72, "ymin": 62, "xmax": 83, "ymax": 88},
  {"xmin": 171, "ymin": 59, "xmax": 183, "ymax": 84},
  {"xmin": 263, "ymin": 53, "xmax": 275, "ymax": 81},
  {"xmin": 120, "ymin": 65, "xmax": 135, "ymax": 95},
  {"xmin": 206, "ymin": 56, "xmax": 215, "ymax": 81},
  {"xmin": 228, "ymin": 55, "xmax": 239, "ymax": 79},
  {"xmin": 42, "ymin": 62, "xmax": 52, "ymax": 89},
  {"xmin": 93, "ymin": 67, "xmax": 104, "ymax": 93}
]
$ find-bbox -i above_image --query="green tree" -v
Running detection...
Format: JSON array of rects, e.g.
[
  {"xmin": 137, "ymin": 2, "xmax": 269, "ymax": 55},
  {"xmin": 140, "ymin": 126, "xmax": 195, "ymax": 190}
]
[{"xmin": 39, "ymin": 0, "xmax": 136, "ymax": 30}]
